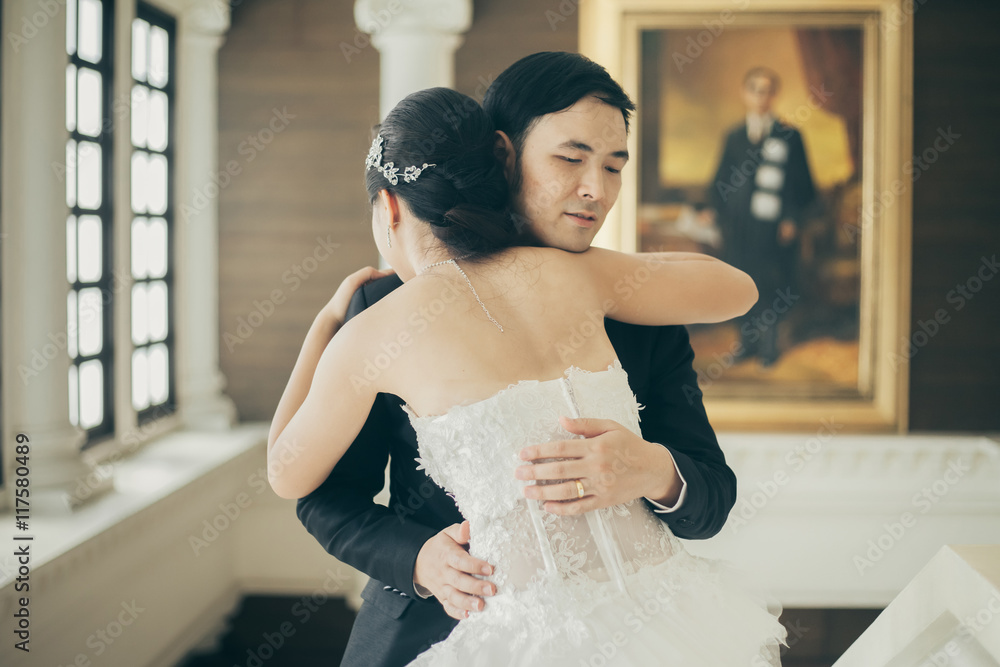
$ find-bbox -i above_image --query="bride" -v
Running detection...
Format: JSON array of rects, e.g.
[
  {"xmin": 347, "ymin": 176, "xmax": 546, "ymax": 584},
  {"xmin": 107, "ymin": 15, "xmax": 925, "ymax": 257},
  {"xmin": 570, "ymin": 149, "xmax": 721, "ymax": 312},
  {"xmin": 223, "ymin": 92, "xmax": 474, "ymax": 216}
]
[{"xmin": 268, "ymin": 87, "xmax": 787, "ymax": 665}]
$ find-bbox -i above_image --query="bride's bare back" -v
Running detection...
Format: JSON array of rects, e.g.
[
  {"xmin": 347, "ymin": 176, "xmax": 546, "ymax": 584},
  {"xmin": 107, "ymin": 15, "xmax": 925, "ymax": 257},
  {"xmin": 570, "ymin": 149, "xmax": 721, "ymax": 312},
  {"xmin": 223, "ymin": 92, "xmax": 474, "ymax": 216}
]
[
  {"xmin": 359, "ymin": 246, "xmax": 619, "ymax": 418},
  {"xmin": 268, "ymin": 244, "xmax": 754, "ymax": 499}
]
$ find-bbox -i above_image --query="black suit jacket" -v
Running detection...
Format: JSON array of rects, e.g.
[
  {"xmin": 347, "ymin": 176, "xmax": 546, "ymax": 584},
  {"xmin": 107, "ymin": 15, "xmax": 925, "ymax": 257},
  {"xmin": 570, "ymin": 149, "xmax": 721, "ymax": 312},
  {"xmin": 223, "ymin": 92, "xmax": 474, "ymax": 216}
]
[{"xmin": 296, "ymin": 274, "xmax": 737, "ymax": 666}]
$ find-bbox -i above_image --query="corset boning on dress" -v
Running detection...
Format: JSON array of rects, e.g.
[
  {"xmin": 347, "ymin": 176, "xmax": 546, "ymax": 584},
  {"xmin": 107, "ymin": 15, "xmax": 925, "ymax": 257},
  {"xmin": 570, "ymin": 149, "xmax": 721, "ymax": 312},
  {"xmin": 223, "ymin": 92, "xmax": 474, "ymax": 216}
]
[{"xmin": 403, "ymin": 360, "xmax": 681, "ymax": 604}]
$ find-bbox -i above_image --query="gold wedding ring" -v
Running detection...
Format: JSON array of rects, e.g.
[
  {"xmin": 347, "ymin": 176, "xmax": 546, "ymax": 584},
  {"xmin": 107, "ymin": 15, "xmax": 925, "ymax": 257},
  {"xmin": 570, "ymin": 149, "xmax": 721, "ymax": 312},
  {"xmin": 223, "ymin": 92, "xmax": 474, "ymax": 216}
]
[{"xmin": 575, "ymin": 479, "xmax": 585, "ymax": 499}]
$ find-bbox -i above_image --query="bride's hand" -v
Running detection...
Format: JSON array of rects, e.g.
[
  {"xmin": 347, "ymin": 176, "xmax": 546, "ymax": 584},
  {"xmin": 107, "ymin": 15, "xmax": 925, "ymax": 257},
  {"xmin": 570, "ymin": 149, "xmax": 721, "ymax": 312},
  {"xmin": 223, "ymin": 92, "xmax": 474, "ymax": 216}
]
[
  {"xmin": 320, "ymin": 266, "xmax": 395, "ymax": 329},
  {"xmin": 414, "ymin": 520, "xmax": 496, "ymax": 620}
]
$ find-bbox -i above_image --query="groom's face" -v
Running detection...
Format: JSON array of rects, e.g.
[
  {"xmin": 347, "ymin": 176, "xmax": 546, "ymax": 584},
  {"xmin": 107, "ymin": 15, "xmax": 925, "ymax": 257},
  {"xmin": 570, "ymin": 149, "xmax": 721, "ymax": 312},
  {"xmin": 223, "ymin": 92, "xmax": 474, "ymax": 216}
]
[{"xmin": 509, "ymin": 95, "xmax": 629, "ymax": 253}]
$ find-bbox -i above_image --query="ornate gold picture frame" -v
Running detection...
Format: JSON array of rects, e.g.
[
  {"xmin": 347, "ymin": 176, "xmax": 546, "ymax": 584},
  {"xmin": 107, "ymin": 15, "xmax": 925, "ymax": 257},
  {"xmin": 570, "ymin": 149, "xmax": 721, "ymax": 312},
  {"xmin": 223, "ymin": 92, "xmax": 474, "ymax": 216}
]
[{"xmin": 581, "ymin": 0, "xmax": 913, "ymax": 431}]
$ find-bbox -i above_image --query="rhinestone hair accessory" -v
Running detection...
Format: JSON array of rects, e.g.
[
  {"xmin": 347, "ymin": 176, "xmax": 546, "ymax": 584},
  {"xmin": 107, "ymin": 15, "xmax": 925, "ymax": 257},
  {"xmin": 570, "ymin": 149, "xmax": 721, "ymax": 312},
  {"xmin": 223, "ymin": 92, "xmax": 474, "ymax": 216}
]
[{"xmin": 365, "ymin": 134, "xmax": 435, "ymax": 186}]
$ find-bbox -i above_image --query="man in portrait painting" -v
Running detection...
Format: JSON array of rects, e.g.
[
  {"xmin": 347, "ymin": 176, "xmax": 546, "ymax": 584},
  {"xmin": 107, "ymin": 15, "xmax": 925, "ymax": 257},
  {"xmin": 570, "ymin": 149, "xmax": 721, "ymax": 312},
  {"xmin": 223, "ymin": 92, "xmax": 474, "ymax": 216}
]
[{"xmin": 706, "ymin": 66, "xmax": 816, "ymax": 367}]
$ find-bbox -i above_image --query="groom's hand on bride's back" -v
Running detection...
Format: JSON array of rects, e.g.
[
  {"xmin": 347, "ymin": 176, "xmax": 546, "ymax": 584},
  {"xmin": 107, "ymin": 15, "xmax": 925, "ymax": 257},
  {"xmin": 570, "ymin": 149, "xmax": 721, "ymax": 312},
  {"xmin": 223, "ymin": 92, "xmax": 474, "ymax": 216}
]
[
  {"xmin": 413, "ymin": 520, "xmax": 496, "ymax": 620},
  {"xmin": 516, "ymin": 417, "xmax": 684, "ymax": 514}
]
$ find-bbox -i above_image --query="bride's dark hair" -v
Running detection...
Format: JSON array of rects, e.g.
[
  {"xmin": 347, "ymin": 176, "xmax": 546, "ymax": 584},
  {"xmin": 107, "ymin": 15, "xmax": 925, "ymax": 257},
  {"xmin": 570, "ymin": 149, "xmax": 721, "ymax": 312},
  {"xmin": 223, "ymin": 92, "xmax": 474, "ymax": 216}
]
[{"xmin": 365, "ymin": 87, "xmax": 515, "ymax": 260}]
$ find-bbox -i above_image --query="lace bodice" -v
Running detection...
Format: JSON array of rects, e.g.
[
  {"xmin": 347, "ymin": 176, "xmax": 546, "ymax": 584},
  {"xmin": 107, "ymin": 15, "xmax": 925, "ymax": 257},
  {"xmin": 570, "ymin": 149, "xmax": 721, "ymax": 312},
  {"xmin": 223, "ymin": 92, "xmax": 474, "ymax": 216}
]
[{"xmin": 403, "ymin": 361, "xmax": 680, "ymax": 602}]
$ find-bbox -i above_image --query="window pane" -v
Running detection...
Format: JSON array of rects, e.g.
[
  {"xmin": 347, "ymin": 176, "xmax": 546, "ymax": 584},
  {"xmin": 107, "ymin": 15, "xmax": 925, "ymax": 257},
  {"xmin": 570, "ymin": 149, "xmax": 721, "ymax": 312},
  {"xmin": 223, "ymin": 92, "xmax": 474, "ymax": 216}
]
[
  {"xmin": 67, "ymin": 291, "xmax": 79, "ymax": 358},
  {"xmin": 67, "ymin": 0, "xmax": 77, "ymax": 56},
  {"xmin": 131, "ymin": 85, "xmax": 148, "ymax": 148},
  {"xmin": 78, "ymin": 0, "xmax": 103, "ymax": 64},
  {"xmin": 78, "ymin": 215, "xmax": 102, "ymax": 282},
  {"xmin": 67, "ymin": 64, "xmax": 77, "ymax": 132},
  {"xmin": 132, "ymin": 348, "xmax": 149, "ymax": 409},
  {"xmin": 149, "ymin": 343, "xmax": 169, "ymax": 404},
  {"xmin": 131, "ymin": 151, "xmax": 148, "ymax": 213},
  {"xmin": 147, "ymin": 217, "xmax": 167, "ymax": 278},
  {"xmin": 77, "ymin": 67, "xmax": 102, "ymax": 137},
  {"xmin": 147, "ymin": 153, "xmax": 167, "ymax": 215},
  {"xmin": 79, "ymin": 358, "xmax": 104, "ymax": 429},
  {"xmin": 148, "ymin": 280, "xmax": 168, "ymax": 341},
  {"xmin": 77, "ymin": 141, "xmax": 102, "ymax": 210},
  {"xmin": 66, "ymin": 140, "xmax": 77, "ymax": 208},
  {"xmin": 67, "ymin": 215, "xmax": 77, "ymax": 283},
  {"xmin": 78, "ymin": 287, "xmax": 103, "ymax": 356},
  {"xmin": 69, "ymin": 363, "xmax": 79, "ymax": 426},
  {"xmin": 132, "ymin": 216, "xmax": 148, "ymax": 279},
  {"xmin": 149, "ymin": 26, "xmax": 168, "ymax": 88},
  {"xmin": 148, "ymin": 89, "xmax": 168, "ymax": 152},
  {"xmin": 132, "ymin": 283, "xmax": 149, "ymax": 344},
  {"xmin": 132, "ymin": 19, "xmax": 149, "ymax": 82}
]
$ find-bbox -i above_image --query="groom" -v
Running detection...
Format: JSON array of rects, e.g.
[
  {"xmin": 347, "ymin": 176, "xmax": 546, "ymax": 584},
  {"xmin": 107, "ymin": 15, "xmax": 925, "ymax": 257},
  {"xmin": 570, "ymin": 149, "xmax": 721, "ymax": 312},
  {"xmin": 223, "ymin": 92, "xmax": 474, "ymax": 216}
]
[{"xmin": 297, "ymin": 51, "xmax": 737, "ymax": 667}]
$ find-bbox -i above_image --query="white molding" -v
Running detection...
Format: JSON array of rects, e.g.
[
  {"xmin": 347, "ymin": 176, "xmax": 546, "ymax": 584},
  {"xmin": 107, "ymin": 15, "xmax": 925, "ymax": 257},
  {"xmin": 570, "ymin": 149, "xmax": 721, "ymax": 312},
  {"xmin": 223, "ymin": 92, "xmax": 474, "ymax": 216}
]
[{"xmin": 686, "ymin": 433, "xmax": 1000, "ymax": 608}]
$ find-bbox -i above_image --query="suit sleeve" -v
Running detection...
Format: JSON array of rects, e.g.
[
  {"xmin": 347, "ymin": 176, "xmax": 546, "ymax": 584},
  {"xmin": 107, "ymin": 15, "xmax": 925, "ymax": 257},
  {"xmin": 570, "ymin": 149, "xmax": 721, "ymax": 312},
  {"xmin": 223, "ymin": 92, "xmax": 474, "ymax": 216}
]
[
  {"xmin": 295, "ymin": 285, "xmax": 438, "ymax": 598},
  {"xmin": 638, "ymin": 325, "xmax": 737, "ymax": 539}
]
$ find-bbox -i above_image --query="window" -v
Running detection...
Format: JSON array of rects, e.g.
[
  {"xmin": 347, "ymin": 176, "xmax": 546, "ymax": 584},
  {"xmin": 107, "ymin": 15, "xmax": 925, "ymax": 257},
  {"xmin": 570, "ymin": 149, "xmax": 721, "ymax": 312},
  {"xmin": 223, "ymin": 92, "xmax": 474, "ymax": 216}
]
[
  {"xmin": 66, "ymin": 0, "xmax": 115, "ymax": 444},
  {"xmin": 131, "ymin": 3, "xmax": 176, "ymax": 425}
]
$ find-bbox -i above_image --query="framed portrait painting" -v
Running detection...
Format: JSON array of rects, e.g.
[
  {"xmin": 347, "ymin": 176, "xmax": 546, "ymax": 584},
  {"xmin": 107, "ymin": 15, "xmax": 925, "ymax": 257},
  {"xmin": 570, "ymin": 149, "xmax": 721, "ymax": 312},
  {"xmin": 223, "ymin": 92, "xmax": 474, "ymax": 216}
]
[{"xmin": 581, "ymin": 0, "xmax": 913, "ymax": 431}]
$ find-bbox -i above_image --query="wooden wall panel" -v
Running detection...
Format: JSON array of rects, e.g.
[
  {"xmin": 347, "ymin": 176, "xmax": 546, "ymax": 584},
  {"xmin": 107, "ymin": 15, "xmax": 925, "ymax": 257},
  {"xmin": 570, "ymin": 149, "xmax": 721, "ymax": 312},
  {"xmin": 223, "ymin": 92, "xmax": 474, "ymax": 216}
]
[
  {"xmin": 218, "ymin": 0, "xmax": 380, "ymax": 421},
  {"xmin": 909, "ymin": 0, "xmax": 1000, "ymax": 430}
]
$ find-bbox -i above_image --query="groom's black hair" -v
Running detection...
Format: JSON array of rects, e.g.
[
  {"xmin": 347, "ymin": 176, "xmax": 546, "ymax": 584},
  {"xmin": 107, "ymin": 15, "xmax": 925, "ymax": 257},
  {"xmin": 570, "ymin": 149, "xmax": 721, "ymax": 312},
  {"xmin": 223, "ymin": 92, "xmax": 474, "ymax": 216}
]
[{"xmin": 482, "ymin": 51, "xmax": 636, "ymax": 152}]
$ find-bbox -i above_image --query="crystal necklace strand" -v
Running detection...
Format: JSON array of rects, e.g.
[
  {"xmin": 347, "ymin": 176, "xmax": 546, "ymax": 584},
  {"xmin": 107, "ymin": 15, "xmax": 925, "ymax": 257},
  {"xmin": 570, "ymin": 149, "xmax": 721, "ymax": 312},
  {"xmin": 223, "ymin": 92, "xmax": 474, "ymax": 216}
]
[{"xmin": 419, "ymin": 258, "xmax": 504, "ymax": 332}]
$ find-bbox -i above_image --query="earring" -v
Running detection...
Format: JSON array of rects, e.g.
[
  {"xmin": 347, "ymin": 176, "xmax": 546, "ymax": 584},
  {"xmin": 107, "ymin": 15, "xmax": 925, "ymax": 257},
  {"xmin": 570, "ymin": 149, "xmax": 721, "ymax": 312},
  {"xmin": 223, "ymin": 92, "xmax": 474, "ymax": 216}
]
[{"xmin": 386, "ymin": 224, "xmax": 392, "ymax": 248}]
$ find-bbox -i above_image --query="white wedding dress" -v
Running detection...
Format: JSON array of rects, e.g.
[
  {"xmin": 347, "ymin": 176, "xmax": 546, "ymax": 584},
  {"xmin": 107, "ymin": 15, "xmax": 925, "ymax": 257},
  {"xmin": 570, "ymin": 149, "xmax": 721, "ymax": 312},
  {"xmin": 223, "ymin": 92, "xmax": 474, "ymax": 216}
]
[{"xmin": 403, "ymin": 360, "xmax": 787, "ymax": 666}]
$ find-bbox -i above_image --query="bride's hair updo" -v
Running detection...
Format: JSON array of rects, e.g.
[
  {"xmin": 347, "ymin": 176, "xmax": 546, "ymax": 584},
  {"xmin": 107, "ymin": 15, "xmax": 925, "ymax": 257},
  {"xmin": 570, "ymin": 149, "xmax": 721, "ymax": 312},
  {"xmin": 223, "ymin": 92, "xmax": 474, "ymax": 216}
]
[{"xmin": 364, "ymin": 87, "xmax": 516, "ymax": 260}]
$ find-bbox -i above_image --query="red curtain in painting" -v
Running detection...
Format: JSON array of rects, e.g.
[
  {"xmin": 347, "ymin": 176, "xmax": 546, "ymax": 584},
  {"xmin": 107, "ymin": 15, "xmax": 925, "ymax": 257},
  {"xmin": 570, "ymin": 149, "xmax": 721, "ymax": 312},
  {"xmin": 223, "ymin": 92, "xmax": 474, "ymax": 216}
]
[{"xmin": 795, "ymin": 29, "xmax": 863, "ymax": 179}]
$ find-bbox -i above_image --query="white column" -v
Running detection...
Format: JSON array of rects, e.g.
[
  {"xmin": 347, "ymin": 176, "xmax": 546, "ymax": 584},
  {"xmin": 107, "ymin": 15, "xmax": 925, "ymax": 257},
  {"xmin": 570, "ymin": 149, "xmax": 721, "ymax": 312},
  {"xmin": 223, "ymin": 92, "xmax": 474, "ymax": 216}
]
[
  {"xmin": 354, "ymin": 0, "xmax": 473, "ymax": 119},
  {"xmin": 174, "ymin": 2, "xmax": 238, "ymax": 430},
  {"xmin": 1, "ymin": 0, "xmax": 112, "ymax": 511}
]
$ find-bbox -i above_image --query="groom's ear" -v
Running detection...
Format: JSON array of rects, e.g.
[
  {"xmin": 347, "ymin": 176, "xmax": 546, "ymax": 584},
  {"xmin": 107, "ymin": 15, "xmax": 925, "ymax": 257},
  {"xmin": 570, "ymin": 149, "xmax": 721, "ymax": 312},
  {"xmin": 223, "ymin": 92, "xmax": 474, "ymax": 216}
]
[{"xmin": 494, "ymin": 130, "xmax": 517, "ymax": 182}]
